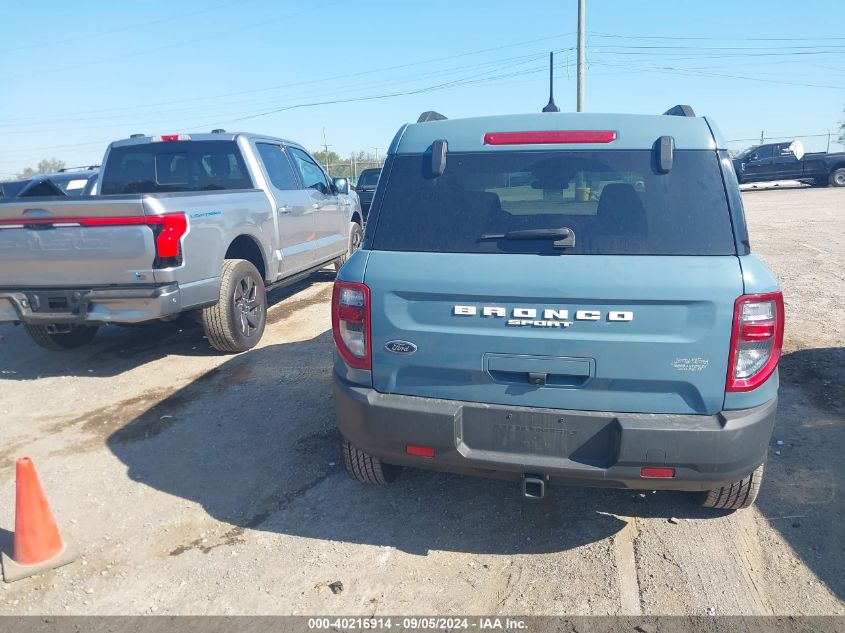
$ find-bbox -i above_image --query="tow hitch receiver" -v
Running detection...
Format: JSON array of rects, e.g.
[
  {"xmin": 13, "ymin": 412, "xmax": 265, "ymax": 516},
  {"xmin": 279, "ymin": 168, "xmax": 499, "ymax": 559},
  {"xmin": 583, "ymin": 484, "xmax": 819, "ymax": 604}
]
[{"xmin": 522, "ymin": 474, "xmax": 546, "ymax": 500}]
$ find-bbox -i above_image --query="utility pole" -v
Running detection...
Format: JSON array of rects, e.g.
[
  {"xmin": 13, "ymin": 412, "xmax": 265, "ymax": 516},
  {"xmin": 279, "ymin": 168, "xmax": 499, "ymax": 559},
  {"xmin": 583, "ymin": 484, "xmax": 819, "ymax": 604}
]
[
  {"xmin": 373, "ymin": 147, "xmax": 381, "ymax": 166},
  {"xmin": 321, "ymin": 128, "xmax": 332, "ymax": 173},
  {"xmin": 760, "ymin": 130, "xmax": 765, "ymax": 144},
  {"xmin": 576, "ymin": 0, "xmax": 585, "ymax": 112}
]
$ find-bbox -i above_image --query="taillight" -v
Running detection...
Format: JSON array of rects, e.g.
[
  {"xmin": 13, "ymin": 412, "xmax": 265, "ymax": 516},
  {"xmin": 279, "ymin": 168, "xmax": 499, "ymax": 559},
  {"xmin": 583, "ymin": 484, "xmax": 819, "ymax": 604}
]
[
  {"xmin": 152, "ymin": 213, "xmax": 188, "ymax": 258},
  {"xmin": 727, "ymin": 292, "xmax": 784, "ymax": 392},
  {"xmin": 332, "ymin": 281, "xmax": 371, "ymax": 370}
]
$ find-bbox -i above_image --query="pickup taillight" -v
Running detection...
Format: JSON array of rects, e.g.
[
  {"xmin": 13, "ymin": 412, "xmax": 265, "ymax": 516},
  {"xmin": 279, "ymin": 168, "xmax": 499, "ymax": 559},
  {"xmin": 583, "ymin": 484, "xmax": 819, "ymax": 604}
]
[{"xmin": 726, "ymin": 291, "xmax": 784, "ymax": 392}]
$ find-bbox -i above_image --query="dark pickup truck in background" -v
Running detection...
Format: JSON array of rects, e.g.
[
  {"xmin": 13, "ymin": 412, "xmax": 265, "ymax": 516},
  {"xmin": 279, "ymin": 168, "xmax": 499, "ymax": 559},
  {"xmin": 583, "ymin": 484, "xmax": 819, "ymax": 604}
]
[
  {"xmin": 732, "ymin": 141, "xmax": 845, "ymax": 187},
  {"xmin": 353, "ymin": 167, "xmax": 381, "ymax": 220},
  {"xmin": 0, "ymin": 167, "xmax": 99, "ymax": 199}
]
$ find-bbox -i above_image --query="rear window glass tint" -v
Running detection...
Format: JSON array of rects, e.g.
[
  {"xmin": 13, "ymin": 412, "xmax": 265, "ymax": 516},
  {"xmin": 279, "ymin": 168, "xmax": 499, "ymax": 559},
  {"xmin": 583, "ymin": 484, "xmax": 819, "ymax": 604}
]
[
  {"xmin": 370, "ymin": 150, "xmax": 736, "ymax": 256},
  {"xmin": 100, "ymin": 141, "xmax": 253, "ymax": 194}
]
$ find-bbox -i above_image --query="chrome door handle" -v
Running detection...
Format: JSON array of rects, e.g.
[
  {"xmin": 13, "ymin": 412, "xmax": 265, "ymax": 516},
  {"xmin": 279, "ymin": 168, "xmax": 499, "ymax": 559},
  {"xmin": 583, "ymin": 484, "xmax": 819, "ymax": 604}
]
[
  {"xmin": 277, "ymin": 205, "xmax": 290, "ymax": 214},
  {"xmin": 312, "ymin": 203, "xmax": 322, "ymax": 209}
]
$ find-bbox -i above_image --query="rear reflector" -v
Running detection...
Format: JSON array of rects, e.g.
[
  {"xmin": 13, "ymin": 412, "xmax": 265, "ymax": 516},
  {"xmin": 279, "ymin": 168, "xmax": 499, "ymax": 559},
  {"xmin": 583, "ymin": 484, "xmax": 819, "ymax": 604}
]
[
  {"xmin": 483, "ymin": 130, "xmax": 617, "ymax": 145},
  {"xmin": 406, "ymin": 445, "xmax": 435, "ymax": 458},
  {"xmin": 641, "ymin": 467, "xmax": 676, "ymax": 478}
]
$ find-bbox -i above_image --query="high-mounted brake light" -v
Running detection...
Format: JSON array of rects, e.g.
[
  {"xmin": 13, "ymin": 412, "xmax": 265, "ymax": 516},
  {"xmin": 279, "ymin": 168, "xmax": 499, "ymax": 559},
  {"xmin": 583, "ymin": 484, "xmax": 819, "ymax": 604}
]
[
  {"xmin": 332, "ymin": 281, "xmax": 371, "ymax": 370},
  {"xmin": 152, "ymin": 134, "xmax": 191, "ymax": 142},
  {"xmin": 0, "ymin": 213, "xmax": 188, "ymax": 261},
  {"xmin": 483, "ymin": 130, "xmax": 617, "ymax": 145},
  {"xmin": 727, "ymin": 291, "xmax": 784, "ymax": 392}
]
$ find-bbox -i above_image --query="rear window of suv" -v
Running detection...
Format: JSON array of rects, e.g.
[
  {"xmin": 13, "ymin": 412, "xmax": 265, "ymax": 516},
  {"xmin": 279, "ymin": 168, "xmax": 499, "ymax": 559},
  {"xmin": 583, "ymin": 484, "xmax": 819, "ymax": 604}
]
[
  {"xmin": 100, "ymin": 141, "xmax": 253, "ymax": 195},
  {"xmin": 370, "ymin": 150, "xmax": 736, "ymax": 255}
]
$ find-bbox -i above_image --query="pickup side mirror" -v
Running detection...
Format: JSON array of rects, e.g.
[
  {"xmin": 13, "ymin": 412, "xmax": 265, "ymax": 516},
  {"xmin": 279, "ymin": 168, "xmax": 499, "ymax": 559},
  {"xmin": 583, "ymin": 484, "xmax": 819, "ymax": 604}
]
[{"xmin": 332, "ymin": 178, "xmax": 349, "ymax": 195}]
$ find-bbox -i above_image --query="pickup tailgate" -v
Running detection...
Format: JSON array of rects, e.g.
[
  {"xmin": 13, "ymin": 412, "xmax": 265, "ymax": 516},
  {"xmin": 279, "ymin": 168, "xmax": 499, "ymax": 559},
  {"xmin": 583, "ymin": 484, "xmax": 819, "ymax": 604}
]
[
  {"xmin": 365, "ymin": 252, "xmax": 743, "ymax": 416},
  {"xmin": 0, "ymin": 197, "xmax": 158, "ymax": 286}
]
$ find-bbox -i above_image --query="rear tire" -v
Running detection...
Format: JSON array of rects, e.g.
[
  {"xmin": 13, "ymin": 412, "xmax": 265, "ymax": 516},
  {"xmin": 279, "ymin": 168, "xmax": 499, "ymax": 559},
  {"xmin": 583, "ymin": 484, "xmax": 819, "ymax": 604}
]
[
  {"xmin": 341, "ymin": 439, "xmax": 402, "ymax": 485},
  {"xmin": 829, "ymin": 168, "xmax": 845, "ymax": 187},
  {"xmin": 201, "ymin": 259, "xmax": 267, "ymax": 353},
  {"xmin": 699, "ymin": 462, "xmax": 764, "ymax": 510},
  {"xmin": 24, "ymin": 324, "xmax": 99, "ymax": 350},
  {"xmin": 334, "ymin": 222, "xmax": 363, "ymax": 272}
]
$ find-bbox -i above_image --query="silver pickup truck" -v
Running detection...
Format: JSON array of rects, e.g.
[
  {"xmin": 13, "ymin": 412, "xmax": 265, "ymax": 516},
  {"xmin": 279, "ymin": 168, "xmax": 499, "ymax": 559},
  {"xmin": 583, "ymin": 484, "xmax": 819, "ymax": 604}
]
[{"xmin": 0, "ymin": 132, "xmax": 364, "ymax": 352}]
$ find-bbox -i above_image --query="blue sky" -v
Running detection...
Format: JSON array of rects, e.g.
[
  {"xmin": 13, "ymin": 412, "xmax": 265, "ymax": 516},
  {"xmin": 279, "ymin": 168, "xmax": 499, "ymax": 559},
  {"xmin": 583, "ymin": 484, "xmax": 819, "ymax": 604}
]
[{"xmin": 1, "ymin": 0, "xmax": 843, "ymax": 176}]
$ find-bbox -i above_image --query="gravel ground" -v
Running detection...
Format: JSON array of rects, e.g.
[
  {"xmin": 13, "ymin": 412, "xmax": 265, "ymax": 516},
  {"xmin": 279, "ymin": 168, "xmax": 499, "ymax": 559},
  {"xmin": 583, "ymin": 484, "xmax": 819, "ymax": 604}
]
[{"xmin": 0, "ymin": 188, "xmax": 842, "ymax": 616}]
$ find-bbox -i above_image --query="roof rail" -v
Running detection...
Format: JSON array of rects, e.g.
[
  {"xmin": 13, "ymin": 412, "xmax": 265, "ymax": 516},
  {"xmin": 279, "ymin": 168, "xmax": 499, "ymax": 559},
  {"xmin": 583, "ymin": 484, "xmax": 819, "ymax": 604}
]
[
  {"xmin": 417, "ymin": 111, "xmax": 448, "ymax": 123},
  {"xmin": 663, "ymin": 105, "xmax": 696, "ymax": 117}
]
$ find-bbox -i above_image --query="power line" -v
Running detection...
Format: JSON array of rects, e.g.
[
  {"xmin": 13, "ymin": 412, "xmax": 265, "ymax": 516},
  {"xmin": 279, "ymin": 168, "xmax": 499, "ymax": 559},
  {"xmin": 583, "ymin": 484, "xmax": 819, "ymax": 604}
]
[
  {"xmin": 0, "ymin": 0, "xmax": 257, "ymax": 53},
  {"xmin": 589, "ymin": 31, "xmax": 845, "ymax": 42},
  {"xmin": 4, "ymin": 0, "xmax": 345, "ymax": 81},
  {"xmin": 0, "ymin": 34, "xmax": 571, "ymax": 126},
  {"xmin": 0, "ymin": 50, "xmax": 555, "ymax": 135}
]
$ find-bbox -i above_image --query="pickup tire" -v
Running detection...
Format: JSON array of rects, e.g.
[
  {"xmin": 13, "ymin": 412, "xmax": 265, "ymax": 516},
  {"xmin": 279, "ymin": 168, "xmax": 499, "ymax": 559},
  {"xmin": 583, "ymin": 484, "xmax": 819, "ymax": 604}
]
[
  {"xmin": 341, "ymin": 439, "xmax": 402, "ymax": 485},
  {"xmin": 829, "ymin": 168, "xmax": 845, "ymax": 187},
  {"xmin": 24, "ymin": 324, "xmax": 99, "ymax": 351},
  {"xmin": 334, "ymin": 221, "xmax": 363, "ymax": 272},
  {"xmin": 201, "ymin": 259, "xmax": 267, "ymax": 353},
  {"xmin": 699, "ymin": 462, "xmax": 764, "ymax": 510}
]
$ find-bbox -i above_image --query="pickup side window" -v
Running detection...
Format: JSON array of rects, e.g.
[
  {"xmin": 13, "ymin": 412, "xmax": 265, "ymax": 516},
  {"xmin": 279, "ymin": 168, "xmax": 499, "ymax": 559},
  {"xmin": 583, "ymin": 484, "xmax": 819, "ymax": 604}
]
[
  {"xmin": 256, "ymin": 143, "xmax": 299, "ymax": 190},
  {"xmin": 748, "ymin": 145, "xmax": 774, "ymax": 162},
  {"xmin": 100, "ymin": 140, "xmax": 253, "ymax": 194},
  {"xmin": 288, "ymin": 147, "xmax": 331, "ymax": 195}
]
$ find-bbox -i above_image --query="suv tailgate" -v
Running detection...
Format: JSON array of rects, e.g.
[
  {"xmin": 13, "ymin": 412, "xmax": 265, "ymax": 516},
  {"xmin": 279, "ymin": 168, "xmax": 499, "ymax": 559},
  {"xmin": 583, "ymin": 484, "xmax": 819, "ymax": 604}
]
[{"xmin": 365, "ymin": 252, "xmax": 742, "ymax": 416}]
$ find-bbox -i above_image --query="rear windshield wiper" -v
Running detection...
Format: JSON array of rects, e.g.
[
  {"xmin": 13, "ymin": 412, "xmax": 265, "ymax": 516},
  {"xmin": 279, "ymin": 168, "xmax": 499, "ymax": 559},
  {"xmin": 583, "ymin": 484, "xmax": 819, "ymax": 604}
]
[{"xmin": 479, "ymin": 227, "xmax": 575, "ymax": 249}]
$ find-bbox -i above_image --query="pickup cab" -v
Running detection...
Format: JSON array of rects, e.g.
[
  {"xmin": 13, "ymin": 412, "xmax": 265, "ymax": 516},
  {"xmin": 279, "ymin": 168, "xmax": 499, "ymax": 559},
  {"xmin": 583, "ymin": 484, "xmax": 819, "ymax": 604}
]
[
  {"xmin": 0, "ymin": 132, "xmax": 364, "ymax": 352},
  {"xmin": 333, "ymin": 107, "xmax": 783, "ymax": 510},
  {"xmin": 732, "ymin": 140, "xmax": 845, "ymax": 187}
]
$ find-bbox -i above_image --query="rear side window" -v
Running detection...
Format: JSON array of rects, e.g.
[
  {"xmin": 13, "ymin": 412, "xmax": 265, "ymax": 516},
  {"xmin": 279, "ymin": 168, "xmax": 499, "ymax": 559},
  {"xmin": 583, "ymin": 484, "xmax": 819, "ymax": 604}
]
[
  {"xmin": 257, "ymin": 143, "xmax": 299, "ymax": 190},
  {"xmin": 100, "ymin": 141, "xmax": 253, "ymax": 194},
  {"xmin": 370, "ymin": 150, "xmax": 736, "ymax": 256}
]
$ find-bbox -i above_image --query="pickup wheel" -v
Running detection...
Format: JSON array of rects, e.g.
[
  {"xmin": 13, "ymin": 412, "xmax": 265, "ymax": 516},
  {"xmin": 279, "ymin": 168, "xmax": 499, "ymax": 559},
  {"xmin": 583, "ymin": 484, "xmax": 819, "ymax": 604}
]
[
  {"xmin": 699, "ymin": 462, "xmax": 764, "ymax": 511},
  {"xmin": 201, "ymin": 259, "xmax": 267, "ymax": 353},
  {"xmin": 829, "ymin": 168, "xmax": 845, "ymax": 187},
  {"xmin": 334, "ymin": 221, "xmax": 363, "ymax": 272},
  {"xmin": 24, "ymin": 324, "xmax": 99, "ymax": 351},
  {"xmin": 341, "ymin": 439, "xmax": 402, "ymax": 485}
]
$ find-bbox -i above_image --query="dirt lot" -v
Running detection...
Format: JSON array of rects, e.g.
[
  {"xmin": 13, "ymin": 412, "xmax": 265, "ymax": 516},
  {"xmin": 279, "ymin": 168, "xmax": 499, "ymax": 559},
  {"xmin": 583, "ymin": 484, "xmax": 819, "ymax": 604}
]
[{"xmin": 0, "ymin": 187, "xmax": 843, "ymax": 616}]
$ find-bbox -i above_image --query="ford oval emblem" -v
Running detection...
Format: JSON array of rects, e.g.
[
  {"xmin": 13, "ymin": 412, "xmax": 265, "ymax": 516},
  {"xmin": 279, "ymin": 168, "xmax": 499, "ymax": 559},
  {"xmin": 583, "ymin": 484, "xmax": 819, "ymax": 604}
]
[{"xmin": 385, "ymin": 340, "xmax": 417, "ymax": 355}]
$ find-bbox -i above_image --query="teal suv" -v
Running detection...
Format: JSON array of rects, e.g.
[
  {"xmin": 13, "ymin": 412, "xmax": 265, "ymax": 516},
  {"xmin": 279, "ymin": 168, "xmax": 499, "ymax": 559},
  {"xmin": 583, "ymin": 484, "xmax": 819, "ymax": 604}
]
[{"xmin": 332, "ymin": 106, "xmax": 783, "ymax": 510}]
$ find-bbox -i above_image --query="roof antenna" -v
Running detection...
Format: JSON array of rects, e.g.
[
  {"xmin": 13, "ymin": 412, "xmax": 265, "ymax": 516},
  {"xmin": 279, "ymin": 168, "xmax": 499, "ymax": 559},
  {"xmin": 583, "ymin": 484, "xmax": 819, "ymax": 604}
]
[{"xmin": 542, "ymin": 51, "xmax": 560, "ymax": 113}]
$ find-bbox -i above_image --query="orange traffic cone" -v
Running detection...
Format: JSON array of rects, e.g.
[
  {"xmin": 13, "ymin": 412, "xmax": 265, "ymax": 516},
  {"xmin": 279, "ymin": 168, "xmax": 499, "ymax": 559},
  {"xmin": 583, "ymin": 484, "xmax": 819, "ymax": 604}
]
[{"xmin": 2, "ymin": 457, "xmax": 75, "ymax": 582}]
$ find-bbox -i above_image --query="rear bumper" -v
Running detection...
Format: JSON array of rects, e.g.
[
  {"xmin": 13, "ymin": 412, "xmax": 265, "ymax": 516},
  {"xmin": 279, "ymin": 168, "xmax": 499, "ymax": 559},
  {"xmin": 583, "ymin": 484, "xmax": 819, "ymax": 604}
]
[
  {"xmin": 333, "ymin": 375, "xmax": 777, "ymax": 491},
  {"xmin": 0, "ymin": 284, "xmax": 182, "ymax": 325}
]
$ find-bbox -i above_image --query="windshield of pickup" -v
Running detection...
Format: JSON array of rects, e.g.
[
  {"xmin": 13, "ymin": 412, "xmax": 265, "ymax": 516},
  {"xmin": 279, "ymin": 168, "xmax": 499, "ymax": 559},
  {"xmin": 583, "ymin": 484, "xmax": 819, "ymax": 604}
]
[
  {"xmin": 100, "ymin": 140, "xmax": 253, "ymax": 194},
  {"xmin": 370, "ymin": 150, "xmax": 736, "ymax": 256}
]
